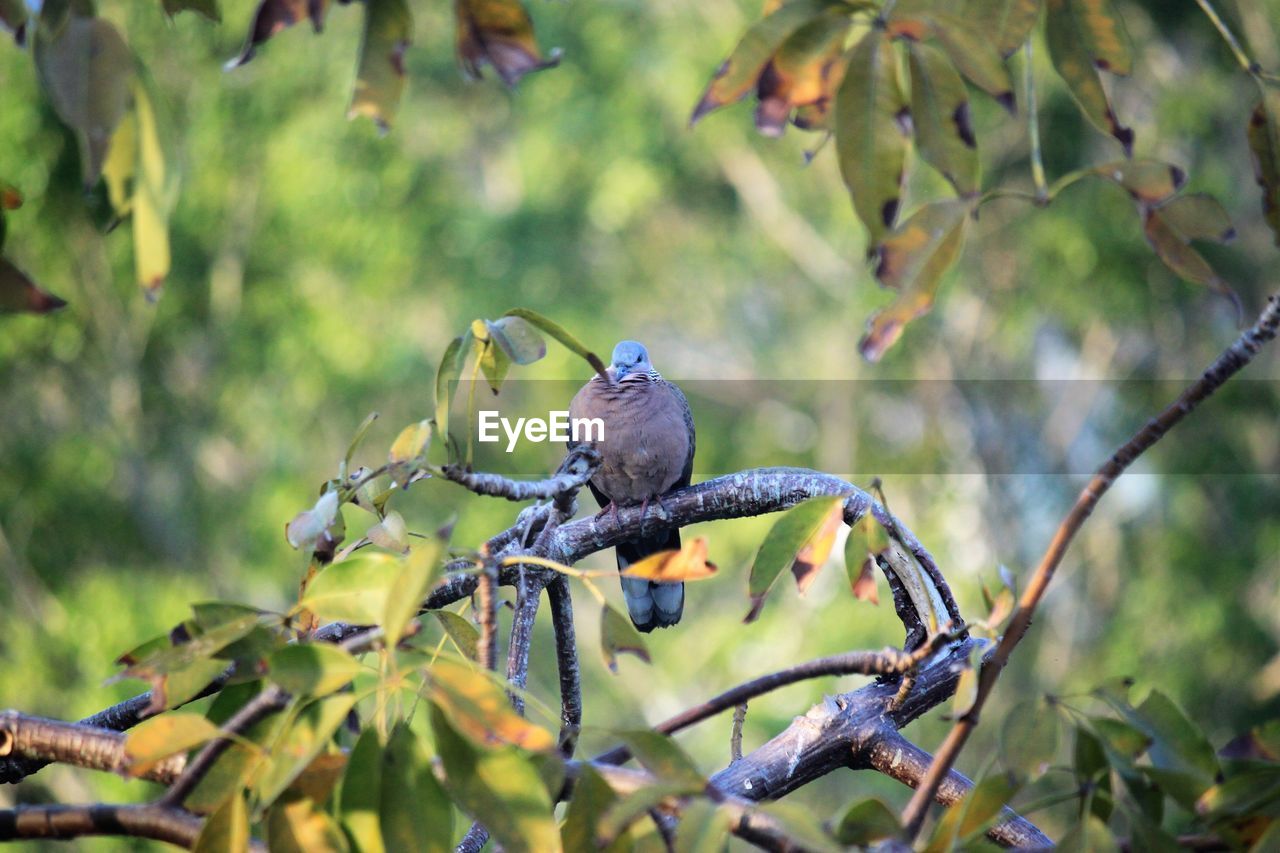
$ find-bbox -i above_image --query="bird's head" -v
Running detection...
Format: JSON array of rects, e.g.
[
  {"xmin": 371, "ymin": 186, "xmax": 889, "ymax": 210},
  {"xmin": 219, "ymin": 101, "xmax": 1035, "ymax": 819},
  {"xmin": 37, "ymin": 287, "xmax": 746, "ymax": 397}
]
[{"xmin": 610, "ymin": 340, "xmax": 653, "ymax": 379}]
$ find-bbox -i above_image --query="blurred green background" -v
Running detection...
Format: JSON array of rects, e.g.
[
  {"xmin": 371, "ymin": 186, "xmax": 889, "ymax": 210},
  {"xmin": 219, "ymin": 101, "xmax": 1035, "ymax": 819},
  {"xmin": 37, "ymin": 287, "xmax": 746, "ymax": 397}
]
[{"xmin": 2, "ymin": 0, "xmax": 1279, "ymax": 844}]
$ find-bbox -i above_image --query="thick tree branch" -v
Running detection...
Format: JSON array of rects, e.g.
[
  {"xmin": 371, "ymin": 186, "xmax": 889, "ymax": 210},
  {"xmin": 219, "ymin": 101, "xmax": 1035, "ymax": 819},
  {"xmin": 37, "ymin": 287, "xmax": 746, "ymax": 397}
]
[
  {"xmin": 548, "ymin": 575, "xmax": 582, "ymax": 756},
  {"xmin": 0, "ymin": 712, "xmax": 183, "ymax": 785},
  {"xmin": 0, "ymin": 803, "xmax": 219, "ymax": 849},
  {"xmin": 900, "ymin": 294, "xmax": 1280, "ymax": 840}
]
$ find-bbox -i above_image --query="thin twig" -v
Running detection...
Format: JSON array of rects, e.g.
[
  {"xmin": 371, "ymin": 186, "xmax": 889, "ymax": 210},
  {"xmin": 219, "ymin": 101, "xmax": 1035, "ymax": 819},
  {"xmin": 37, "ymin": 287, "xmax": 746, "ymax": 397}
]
[
  {"xmin": 730, "ymin": 703, "xmax": 747, "ymax": 763},
  {"xmin": 1193, "ymin": 0, "xmax": 1261, "ymax": 76},
  {"xmin": 439, "ymin": 445, "xmax": 599, "ymax": 503},
  {"xmin": 899, "ymin": 295, "xmax": 1280, "ymax": 841},
  {"xmin": 476, "ymin": 557, "xmax": 499, "ymax": 671},
  {"xmin": 0, "ymin": 802, "xmax": 222, "ymax": 849}
]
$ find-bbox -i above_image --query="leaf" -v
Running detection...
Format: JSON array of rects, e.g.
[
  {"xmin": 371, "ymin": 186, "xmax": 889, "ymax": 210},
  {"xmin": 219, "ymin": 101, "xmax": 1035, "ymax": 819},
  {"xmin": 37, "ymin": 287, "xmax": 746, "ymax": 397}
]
[
  {"xmin": 0, "ymin": 0, "xmax": 27, "ymax": 45},
  {"xmin": 1196, "ymin": 767, "xmax": 1280, "ymax": 819},
  {"xmin": 621, "ymin": 537, "xmax": 718, "ymax": 582},
  {"xmin": 343, "ymin": 412, "xmax": 380, "ymax": 472},
  {"xmin": 184, "ymin": 683, "xmax": 282, "ymax": 814},
  {"xmin": 487, "ymin": 315, "xmax": 546, "ymax": 364},
  {"xmin": 750, "ymin": 801, "xmax": 841, "ymax": 852},
  {"xmin": 597, "ymin": 783, "xmax": 689, "ymax": 846},
  {"xmin": 835, "ymin": 31, "xmax": 908, "ymax": 244},
  {"xmin": 967, "ymin": 0, "xmax": 1041, "ymax": 58},
  {"xmin": 387, "ymin": 419, "xmax": 431, "ymax": 487},
  {"xmin": 561, "ymin": 765, "xmax": 626, "ymax": 853},
  {"xmin": 754, "ymin": 10, "xmax": 851, "ymax": 137},
  {"xmin": 849, "ymin": 558, "xmax": 879, "ymax": 604},
  {"xmin": 268, "ymin": 644, "xmax": 363, "ymax": 697},
  {"xmin": 432, "ymin": 609, "xmax": 480, "ymax": 660},
  {"xmin": 268, "ymin": 796, "xmax": 350, "ymax": 853},
  {"xmin": 601, "ymin": 602, "xmax": 651, "ymax": 672},
  {"xmin": 431, "ymin": 704, "xmax": 563, "ymax": 853},
  {"xmin": 117, "ymin": 613, "xmax": 264, "ymax": 681},
  {"xmin": 0, "ymin": 257, "xmax": 68, "ymax": 314},
  {"xmin": 831, "ymin": 797, "xmax": 900, "ymax": 845},
  {"xmin": 926, "ymin": 771, "xmax": 1020, "ymax": 851},
  {"xmin": 745, "ymin": 496, "xmax": 846, "ymax": 622},
  {"xmin": 907, "ymin": 42, "xmax": 978, "ymax": 195},
  {"xmin": 383, "ymin": 538, "xmax": 442, "ymax": 646},
  {"xmin": 860, "ymin": 199, "xmax": 970, "ymax": 361},
  {"xmin": 1132, "ymin": 690, "xmax": 1218, "ymax": 799},
  {"xmin": 612, "ymin": 730, "xmax": 704, "ymax": 788},
  {"xmin": 1073, "ymin": 726, "xmax": 1114, "ymax": 821},
  {"xmin": 434, "ymin": 332, "xmax": 472, "ymax": 448},
  {"xmin": 843, "ymin": 510, "xmax": 890, "ymax": 603},
  {"xmin": 255, "ymin": 694, "xmax": 357, "ymax": 807},
  {"xmin": 691, "ymin": 0, "xmax": 839, "ymax": 125},
  {"xmin": 338, "ymin": 728, "xmax": 384, "ymax": 853},
  {"xmin": 34, "ymin": 7, "xmax": 134, "ymax": 187},
  {"xmin": 427, "ymin": 657, "xmax": 557, "ymax": 751},
  {"xmin": 298, "ymin": 552, "xmax": 399, "ymax": 624},
  {"xmin": 366, "ymin": 510, "xmax": 409, "ymax": 554},
  {"xmin": 380, "ymin": 723, "xmax": 452, "ymax": 853},
  {"xmin": 502, "ymin": 308, "xmax": 607, "ymax": 376},
  {"xmin": 1057, "ymin": 814, "xmax": 1120, "ymax": 853},
  {"xmin": 455, "ymin": 0, "xmax": 559, "ymax": 87},
  {"xmin": 124, "ymin": 712, "xmax": 220, "ymax": 776},
  {"xmin": 951, "ymin": 658, "xmax": 979, "ymax": 718},
  {"xmin": 1000, "ymin": 699, "xmax": 1060, "ymax": 779},
  {"xmin": 1156, "ymin": 193, "xmax": 1235, "ymax": 242},
  {"xmin": 193, "ymin": 792, "xmax": 250, "ymax": 853},
  {"xmin": 287, "ymin": 490, "xmax": 341, "ymax": 551},
  {"xmin": 897, "ymin": 11, "xmax": 1015, "ymax": 109},
  {"xmin": 1045, "ymin": 0, "xmax": 1133, "ymax": 153},
  {"xmin": 1143, "ymin": 207, "xmax": 1240, "ymax": 311},
  {"xmin": 162, "ymin": 0, "xmax": 222, "ymax": 22},
  {"xmin": 1092, "ymin": 159, "xmax": 1186, "ymax": 204},
  {"xmin": 1050, "ymin": 0, "xmax": 1131, "ymax": 73},
  {"xmin": 349, "ymin": 0, "xmax": 412, "ymax": 132},
  {"xmin": 128, "ymin": 79, "xmax": 173, "ymax": 297},
  {"xmin": 1248, "ymin": 91, "xmax": 1280, "ymax": 246},
  {"xmin": 228, "ymin": 0, "xmax": 329, "ymax": 69}
]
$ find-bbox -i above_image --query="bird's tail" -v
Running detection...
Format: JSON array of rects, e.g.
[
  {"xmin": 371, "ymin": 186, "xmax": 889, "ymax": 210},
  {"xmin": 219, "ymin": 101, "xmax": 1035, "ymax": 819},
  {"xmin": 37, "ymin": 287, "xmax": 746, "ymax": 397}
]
[{"xmin": 616, "ymin": 528, "xmax": 684, "ymax": 632}]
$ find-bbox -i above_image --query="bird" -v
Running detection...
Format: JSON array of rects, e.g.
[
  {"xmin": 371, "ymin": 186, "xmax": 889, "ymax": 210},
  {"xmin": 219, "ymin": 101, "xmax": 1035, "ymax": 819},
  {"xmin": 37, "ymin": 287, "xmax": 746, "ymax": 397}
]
[{"xmin": 568, "ymin": 341, "xmax": 695, "ymax": 632}]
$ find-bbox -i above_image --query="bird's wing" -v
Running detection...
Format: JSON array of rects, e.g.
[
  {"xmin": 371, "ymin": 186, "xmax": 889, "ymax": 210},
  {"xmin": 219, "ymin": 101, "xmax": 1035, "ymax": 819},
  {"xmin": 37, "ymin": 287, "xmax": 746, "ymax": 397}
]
[{"xmin": 662, "ymin": 378, "xmax": 695, "ymax": 490}]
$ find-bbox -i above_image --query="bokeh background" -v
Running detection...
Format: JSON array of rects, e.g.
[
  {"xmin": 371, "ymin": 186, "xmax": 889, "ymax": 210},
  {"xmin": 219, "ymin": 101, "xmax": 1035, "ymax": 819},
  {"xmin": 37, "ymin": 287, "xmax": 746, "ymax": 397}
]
[{"xmin": 2, "ymin": 0, "xmax": 1279, "ymax": 845}]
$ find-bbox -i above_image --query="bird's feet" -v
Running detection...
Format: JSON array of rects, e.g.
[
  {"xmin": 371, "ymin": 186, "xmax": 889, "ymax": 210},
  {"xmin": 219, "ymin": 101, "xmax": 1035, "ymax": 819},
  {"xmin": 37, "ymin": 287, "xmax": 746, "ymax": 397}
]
[
  {"xmin": 594, "ymin": 501, "xmax": 622, "ymax": 528},
  {"xmin": 638, "ymin": 493, "xmax": 672, "ymax": 537}
]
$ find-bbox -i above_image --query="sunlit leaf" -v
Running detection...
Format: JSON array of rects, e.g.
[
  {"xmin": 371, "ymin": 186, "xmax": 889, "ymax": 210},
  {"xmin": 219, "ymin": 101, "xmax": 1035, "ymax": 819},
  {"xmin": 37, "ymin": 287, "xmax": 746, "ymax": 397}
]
[
  {"xmin": 268, "ymin": 795, "xmax": 350, "ymax": 853},
  {"xmin": 228, "ymin": 0, "xmax": 330, "ymax": 69},
  {"xmin": 432, "ymin": 609, "xmax": 480, "ymax": 660},
  {"xmin": 163, "ymin": 0, "xmax": 221, "ymax": 22},
  {"xmin": 193, "ymin": 792, "xmax": 250, "ymax": 853},
  {"xmin": 843, "ymin": 511, "xmax": 890, "ymax": 602},
  {"xmin": 255, "ymin": 693, "xmax": 357, "ymax": 806},
  {"xmin": 129, "ymin": 79, "xmax": 173, "ymax": 298},
  {"xmin": 298, "ymin": 552, "xmax": 399, "ymax": 624},
  {"xmin": 835, "ymin": 31, "xmax": 908, "ymax": 244},
  {"xmin": 832, "ymin": 796, "xmax": 899, "ymax": 845},
  {"xmin": 612, "ymin": 730, "xmax": 703, "ymax": 788},
  {"xmin": 431, "ymin": 704, "xmax": 563, "ymax": 853},
  {"xmin": 621, "ymin": 537, "xmax": 718, "ymax": 582},
  {"xmin": 754, "ymin": 10, "xmax": 851, "ymax": 137},
  {"xmin": 366, "ymin": 509, "xmax": 409, "ymax": 554},
  {"xmin": 744, "ymin": 496, "xmax": 846, "ymax": 622},
  {"xmin": 380, "ymin": 723, "xmax": 452, "ymax": 852},
  {"xmin": 0, "ymin": 257, "xmax": 67, "ymax": 314},
  {"xmin": 124, "ymin": 711, "xmax": 220, "ymax": 776},
  {"xmin": 601, "ymin": 602, "xmax": 650, "ymax": 672},
  {"xmin": 1247, "ymin": 91, "xmax": 1280, "ymax": 245},
  {"xmin": 117, "ymin": 613, "xmax": 263, "ymax": 681},
  {"xmin": 1000, "ymin": 699, "xmax": 1060, "ymax": 779},
  {"xmin": 907, "ymin": 42, "xmax": 978, "ymax": 195},
  {"xmin": 338, "ymin": 728, "xmax": 384, "ymax": 852},
  {"xmin": 383, "ymin": 538, "xmax": 442, "ymax": 645},
  {"xmin": 184, "ymin": 683, "xmax": 282, "ymax": 814},
  {"xmin": 428, "ymin": 657, "xmax": 556, "ymax": 751},
  {"xmin": 860, "ymin": 199, "xmax": 970, "ymax": 362},
  {"xmin": 268, "ymin": 643, "xmax": 363, "ymax": 697},
  {"xmin": 34, "ymin": 7, "xmax": 133, "ymax": 187},
  {"xmin": 287, "ymin": 490, "xmax": 341, "ymax": 550},
  {"xmin": 951, "ymin": 658, "xmax": 979, "ymax": 718},
  {"xmin": 387, "ymin": 419, "xmax": 431, "ymax": 488},
  {"xmin": 455, "ymin": 0, "xmax": 559, "ymax": 87},
  {"xmin": 349, "ymin": 0, "xmax": 412, "ymax": 132},
  {"xmin": 1045, "ymin": 0, "xmax": 1133, "ymax": 153}
]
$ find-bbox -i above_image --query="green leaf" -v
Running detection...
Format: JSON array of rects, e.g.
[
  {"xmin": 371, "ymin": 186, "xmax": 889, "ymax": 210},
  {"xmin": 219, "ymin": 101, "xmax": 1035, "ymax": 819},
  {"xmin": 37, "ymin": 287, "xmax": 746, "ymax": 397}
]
[
  {"xmin": 380, "ymin": 723, "xmax": 452, "ymax": 853},
  {"xmin": 0, "ymin": 257, "xmax": 67, "ymax": 314},
  {"xmin": 184, "ymin": 683, "xmax": 282, "ymax": 814},
  {"xmin": 1092, "ymin": 159, "xmax": 1186, "ymax": 204},
  {"xmin": 338, "ymin": 728, "xmax": 385, "ymax": 853},
  {"xmin": 600, "ymin": 602, "xmax": 651, "ymax": 672},
  {"xmin": 348, "ymin": 0, "xmax": 412, "ymax": 133},
  {"xmin": 966, "ymin": 0, "xmax": 1041, "ymax": 58},
  {"xmin": 124, "ymin": 712, "xmax": 221, "ymax": 776},
  {"xmin": 907, "ymin": 41, "xmax": 978, "ymax": 195},
  {"xmin": 926, "ymin": 771, "xmax": 1020, "ymax": 851},
  {"xmin": 1050, "ymin": 0, "xmax": 1131, "ymax": 74},
  {"xmin": 1156, "ymin": 193, "xmax": 1235, "ymax": 242},
  {"xmin": 1057, "ymin": 814, "xmax": 1120, "ymax": 853},
  {"xmin": 1045, "ymin": 0, "xmax": 1133, "ymax": 153},
  {"xmin": 162, "ymin": 0, "xmax": 221, "ymax": 21},
  {"xmin": 430, "ymin": 704, "xmax": 562, "ymax": 853},
  {"xmin": 675, "ymin": 799, "xmax": 729, "ymax": 853},
  {"xmin": 427, "ymin": 657, "xmax": 557, "ymax": 751},
  {"xmin": 478, "ymin": 337, "xmax": 512, "ymax": 393},
  {"xmin": 1248, "ymin": 90, "xmax": 1280, "ymax": 246},
  {"xmin": 842, "ymin": 512, "xmax": 883, "ymax": 604},
  {"xmin": 193, "ymin": 792, "xmax": 250, "ymax": 853},
  {"xmin": 434, "ymin": 332, "xmax": 472, "ymax": 449},
  {"xmin": 744, "ymin": 496, "xmax": 845, "ymax": 622},
  {"xmin": 1130, "ymin": 690, "xmax": 1218, "ymax": 804},
  {"xmin": 34, "ymin": 7, "xmax": 134, "ymax": 187},
  {"xmin": 255, "ymin": 694, "xmax": 357, "ymax": 807},
  {"xmin": 299, "ymin": 553, "xmax": 400, "ymax": 625},
  {"xmin": 432, "ymin": 609, "xmax": 480, "ymax": 660},
  {"xmin": 502, "ymin": 308, "xmax": 608, "ymax": 376},
  {"xmin": 1196, "ymin": 766, "xmax": 1280, "ymax": 819},
  {"xmin": 831, "ymin": 797, "xmax": 900, "ymax": 845},
  {"xmin": 922, "ymin": 13, "xmax": 1015, "ymax": 108},
  {"xmin": 691, "ymin": 0, "xmax": 840, "ymax": 125},
  {"xmin": 117, "ymin": 613, "xmax": 264, "ymax": 680},
  {"xmin": 487, "ymin": 316, "xmax": 547, "ymax": 364},
  {"xmin": 835, "ymin": 31, "xmax": 908, "ymax": 244},
  {"xmin": 454, "ymin": 0, "xmax": 560, "ymax": 87},
  {"xmin": 343, "ymin": 412, "xmax": 380, "ymax": 473},
  {"xmin": 859, "ymin": 199, "xmax": 970, "ymax": 362},
  {"xmin": 561, "ymin": 765, "xmax": 626, "ymax": 853},
  {"xmin": 1143, "ymin": 207, "xmax": 1240, "ymax": 310},
  {"xmin": 749, "ymin": 801, "xmax": 841, "ymax": 853},
  {"xmin": 383, "ymin": 538, "xmax": 442, "ymax": 645},
  {"xmin": 612, "ymin": 730, "xmax": 704, "ymax": 789},
  {"xmin": 268, "ymin": 644, "xmax": 363, "ymax": 698},
  {"xmin": 1072, "ymin": 726, "xmax": 1114, "ymax": 821},
  {"xmin": 1000, "ymin": 698, "xmax": 1060, "ymax": 779},
  {"xmin": 597, "ymin": 783, "xmax": 690, "ymax": 846}
]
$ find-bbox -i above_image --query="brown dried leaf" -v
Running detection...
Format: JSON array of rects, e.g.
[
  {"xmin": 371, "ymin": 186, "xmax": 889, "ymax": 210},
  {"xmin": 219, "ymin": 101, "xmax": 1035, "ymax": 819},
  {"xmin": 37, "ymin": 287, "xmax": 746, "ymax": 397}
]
[
  {"xmin": 0, "ymin": 257, "xmax": 67, "ymax": 315},
  {"xmin": 621, "ymin": 537, "xmax": 718, "ymax": 582},
  {"xmin": 227, "ymin": 0, "xmax": 331, "ymax": 70},
  {"xmin": 455, "ymin": 0, "xmax": 559, "ymax": 87}
]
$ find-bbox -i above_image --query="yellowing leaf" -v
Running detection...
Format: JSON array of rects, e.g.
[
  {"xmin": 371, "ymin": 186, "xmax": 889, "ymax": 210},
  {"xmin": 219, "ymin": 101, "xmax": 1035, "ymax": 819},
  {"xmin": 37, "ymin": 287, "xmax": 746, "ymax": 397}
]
[
  {"xmin": 349, "ymin": 0, "xmax": 412, "ymax": 132},
  {"xmin": 745, "ymin": 496, "xmax": 846, "ymax": 622},
  {"xmin": 859, "ymin": 199, "xmax": 970, "ymax": 362},
  {"xmin": 455, "ymin": 0, "xmax": 559, "ymax": 87},
  {"xmin": 124, "ymin": 712, "xmax": 220, "ymax": 776},
  {"xmin": 835, "ymin": 31, "xmax": 908, "ymax": 243},
  {"xmin": 967, "ymin": 0, "xmax": 1041, "ymax": 58},
  {"xmin": 428, "ymin": 657, "xmax": 556, "ymax": 751},
  {"xmin": 193, "ymin": 792, "xmax": 250, "ymax": 853},
  {"xmin": 600, "ymin": 602, "xmax": 650, "ymax": 672},
  {"xmin": 753, "ymin": 10, "xmax": 851, "ymax": 137},
  {"xmin": 130, "ymin": 80, "xmax": 172, "ymax": 298},
  {"xmin": 382, "ymin": 537, "xmax": 442, "ymax": 645},
  {"xmin": 1248, "ymin": 91, "xmax": 1280, "ymax": 246},
  {"xmin": 1045, "ymin": 0, "xmax": 1133, "ymax": 153},
  {"xmin": 1092, "ymin": 159, "xmax": 1185, "ymax": 204},
  {"xmin": 621, "ymin": 537, "xmax": 718, "ymax": 582},
  {"xmin": 388, "ymin": 420, "xmax": 431, "ymax": 486},
  {"xmin": 228, "ymin": 0, "xmax": 330, "ymax": 69},
  {"xmin": 256, "ymin": 694, "xmax": 357, "ymax": 807},
  {"xmin": 907, "ymin": 41, "xmax": 978, "ymax": 195}
]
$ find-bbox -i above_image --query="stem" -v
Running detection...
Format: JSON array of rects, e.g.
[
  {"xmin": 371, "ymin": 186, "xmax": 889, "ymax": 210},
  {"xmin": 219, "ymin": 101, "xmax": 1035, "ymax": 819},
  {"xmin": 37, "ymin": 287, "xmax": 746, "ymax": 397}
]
[
  {"xmin": 1024, "ymin": 39, "xmax": 1049, "ymax": 203},
  {"xmin": 1193, "ymin": 0, "xmax": 1260, "ymax": 76},
  {"xmin": 899, "ymin": 295, "xmax": 1280, "ymax": 842}
]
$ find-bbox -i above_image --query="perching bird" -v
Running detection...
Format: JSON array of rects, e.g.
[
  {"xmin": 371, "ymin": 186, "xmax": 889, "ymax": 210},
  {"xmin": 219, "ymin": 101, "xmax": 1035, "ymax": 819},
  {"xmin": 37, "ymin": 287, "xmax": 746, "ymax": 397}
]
[{"xmin": 568, "ymin": 341, "xmax": 695, "ymax": 632}]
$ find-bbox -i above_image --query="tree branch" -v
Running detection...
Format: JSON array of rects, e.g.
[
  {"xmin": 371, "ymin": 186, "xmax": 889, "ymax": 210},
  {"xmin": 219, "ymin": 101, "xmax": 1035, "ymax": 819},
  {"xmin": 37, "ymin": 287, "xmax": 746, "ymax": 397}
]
[
  {"xmin": 438, "ymin": 445, "xmax": 599, "ymax": 502},
  {"xmin": 548, "ymin": 575, "xmax": 582, "ymax": 757},
  {"xmin": 0, "ymin": 803, "xmax": 220, "ymax": 849},
  {"xmin": 0, "ymin": 712, "xmax": 183, "ymax": 785},
  {"xmin": 899, "ymin": 294, "xmax": 1280, "ymax": 840}
]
